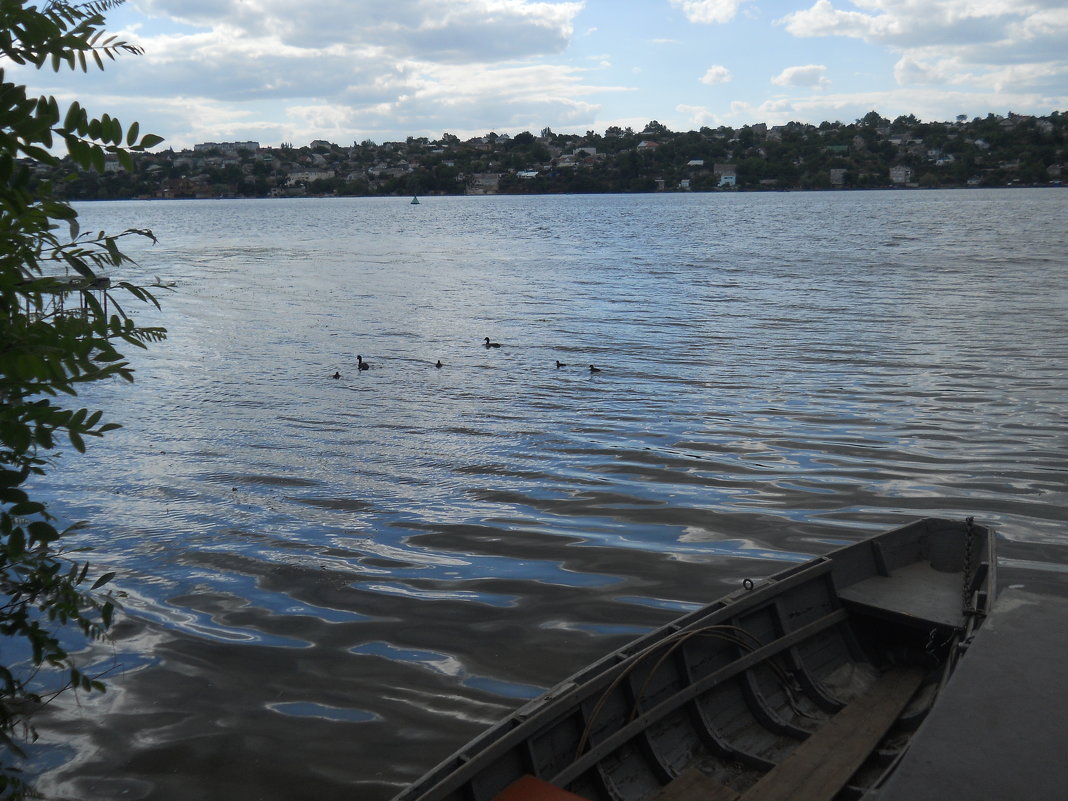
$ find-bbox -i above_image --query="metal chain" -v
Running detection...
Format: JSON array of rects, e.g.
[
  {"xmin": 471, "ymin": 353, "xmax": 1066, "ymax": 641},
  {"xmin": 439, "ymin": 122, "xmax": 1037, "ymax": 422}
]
[{"xmin": 961, "ymin": 516, "xmax": 976, "ymax": 615}]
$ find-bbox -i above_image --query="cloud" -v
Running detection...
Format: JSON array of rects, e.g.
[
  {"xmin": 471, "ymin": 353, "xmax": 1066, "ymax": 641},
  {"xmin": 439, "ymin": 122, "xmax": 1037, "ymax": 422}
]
[
  {"xmin": 778, "ymin": 0, "xmax": 1068, "ymax": 94},
  {"xmin": 725, "ymin": 84, "xmax": 1060, "ymax": 128},
  {"xmin": 771, "ymin": 64, "xmax": 831, "ymax": 89},
  {"xmin": 677, "ymin": 104, "xmax": 722, "ymax": 127},
  {"xmin": 20, "ymin": 0, "xmax": 607, "ymax": 146},
  {"xmin": 669, "ymin": 0, "xmax": 751, "ymax": 24},
  {"xmin": 779, "ymin": 0, "xmax": 1058, "ymax": 47},
  {"xmin": 134, "ymin": 0, "xmax": 583, "ymax": 59},
  {"xmin": 700, "ymin": 65, "xmax": 732, "ymax": 85}
]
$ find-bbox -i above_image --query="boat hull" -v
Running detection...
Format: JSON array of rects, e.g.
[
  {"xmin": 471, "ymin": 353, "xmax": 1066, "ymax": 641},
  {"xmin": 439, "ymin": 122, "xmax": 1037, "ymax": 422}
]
[{"xmin": 395, "ymin": 517, "xmax": 995, "ymax": 801}]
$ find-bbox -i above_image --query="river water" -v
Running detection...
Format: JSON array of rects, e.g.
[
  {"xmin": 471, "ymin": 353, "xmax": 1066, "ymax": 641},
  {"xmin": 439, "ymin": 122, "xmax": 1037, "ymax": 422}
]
[{"xmin": 17, "ymin": 189, "xmax": 1068, "ymax": 799}]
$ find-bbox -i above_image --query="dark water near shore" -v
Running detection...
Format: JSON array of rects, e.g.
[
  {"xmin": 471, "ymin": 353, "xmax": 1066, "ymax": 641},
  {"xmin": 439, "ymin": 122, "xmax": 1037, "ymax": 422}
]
[{"xmin": 18, "ymin": 189, "xmax": 1068, "ymax": 799}]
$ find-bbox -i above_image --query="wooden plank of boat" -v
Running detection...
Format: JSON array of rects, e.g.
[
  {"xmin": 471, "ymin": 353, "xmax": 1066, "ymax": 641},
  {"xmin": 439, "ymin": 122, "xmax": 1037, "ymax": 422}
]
[
  {"xmin": 734, "ymin": 667, "xmax": 923, "ymax": 801},
  {"xmin": 394, "ymin": 517, "xmax": 995, "ymax": 801}
]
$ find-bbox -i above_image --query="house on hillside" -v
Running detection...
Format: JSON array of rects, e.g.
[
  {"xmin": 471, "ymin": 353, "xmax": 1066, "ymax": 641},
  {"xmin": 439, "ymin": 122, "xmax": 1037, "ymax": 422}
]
[
  {"xmin": 889, "ymin": 165, "xmax": 913, "ymax": 184},
  {"xmin": 467, "ymin": 173, "xmax": 501, "ymax": 194},
  {"xmin": 289, "ymin": 168, "xmax": 335, "ymax": 185},
  {"xmin": 714, "ymin": 163, "xmax": 737, "ymax": 187}
]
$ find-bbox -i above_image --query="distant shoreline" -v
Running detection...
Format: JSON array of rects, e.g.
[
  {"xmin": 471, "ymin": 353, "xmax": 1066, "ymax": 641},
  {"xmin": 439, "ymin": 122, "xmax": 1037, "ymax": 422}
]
[
  {"xmin": 49, "ymin": 113, "xmax": 1067, "ymax": 201},
  {"xmin": 73, "ymin": 183, "xmax": 1065, "ymax": 203}
]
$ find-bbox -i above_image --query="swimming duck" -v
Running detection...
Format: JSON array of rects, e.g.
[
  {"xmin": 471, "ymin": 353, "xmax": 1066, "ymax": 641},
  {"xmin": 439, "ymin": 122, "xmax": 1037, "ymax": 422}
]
[
  {"xmin": 484, "ymin": 337, "xmax": 501, "ymax": 348},
  {"xmin": 589, "ymin": 364, "xmax": 601, "ymax": 373},
  {"xmin": 435, "ymin": 360, "xmax": 443, "ymax": 368},
  {"xmin": 332, "ymin": 371, "xmax": 341, "ymax": 379},
  {"xmin": 555, "ymin": 360, "xmax": 567, "ymax": 368},
  {"xmin": 357, "ymin": 355, "xmax": 370, "ymax": 370}
]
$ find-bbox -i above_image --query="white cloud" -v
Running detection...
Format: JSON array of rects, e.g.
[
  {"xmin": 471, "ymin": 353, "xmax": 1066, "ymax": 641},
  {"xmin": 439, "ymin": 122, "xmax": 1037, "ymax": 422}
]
[
  {"xmin": 677, "ymin": 103, "xmax": 721, "ymax": 127},
  {"xmin": 34, "ymin": 0, "xmax": 606, "ymax": 146},
  {"xmin": 893, "ymin": 56, "xmax": 940, "ymax": 86},
  {"xmin": 778, "ymin": 0, "xmax": 1068, "ymax": 94},
  {"xmin": 134, "ymin": 0, "xmax": 583, "ymax": 61},
  {"xmin": 779, "ymin": 0, "xmax": 1023, "ymax": 46},
  {"xmin": 669, "ymin": 0, "xmax": 751, "ymax": 24},
  {"xmin": 700, "ymin": 65, "xmax": 732, "ymax": 85},
  {"xmin": 779, "ymin": 0, "xmax": 891, "ymax": 41},
  {"xmin": 726, "ymin": 84, "xmax": 1062, "ymax": 128},
  {"xmin": 771, "ymin": 64, "xmax": 831, "ymax": 89}
]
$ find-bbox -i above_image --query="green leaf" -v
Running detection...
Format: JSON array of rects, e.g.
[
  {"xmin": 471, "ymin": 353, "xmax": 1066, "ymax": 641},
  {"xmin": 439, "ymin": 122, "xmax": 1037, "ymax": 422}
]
[
  {"xmin": 0, "ymin": 469, "xmax": 28, "ymax": 488},
  {"xmin": 91, "ymin": 571, "xmax": 115, "ymax": 590},
  {"xmin": 7, "ymin": 528, "xmax": 25, "ymax": 557},
  {"xmin": 90, "ymin": 144, "xmax": 105, "ymax": 172},
  {"xmin": 63, "ymin": 100, "xmax": 82, "ymax": 130},
  {"xmin": 9, "ymin": 501, "xmax": 45, "ymax": 516},
  {"xmin": 27, "ymin": 520, "xmax": 59, "ymax": 544}
]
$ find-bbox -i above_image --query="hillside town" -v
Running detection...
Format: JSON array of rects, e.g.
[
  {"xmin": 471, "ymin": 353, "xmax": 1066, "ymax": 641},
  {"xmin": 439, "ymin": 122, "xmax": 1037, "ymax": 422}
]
[{"xmin": 48, "ymin": 111, "xmax": 1066, "ymax": 200}]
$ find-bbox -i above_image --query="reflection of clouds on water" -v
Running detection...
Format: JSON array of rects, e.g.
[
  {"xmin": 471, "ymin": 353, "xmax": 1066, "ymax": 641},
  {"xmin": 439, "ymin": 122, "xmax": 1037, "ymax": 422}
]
[
  {"xmin": 349, "ymin": 641, "xmax": 543, "ymax": 700},
  {"xmin": 357, "ymin": 582, "xmax": 517, "ymax": 607},
  {"xmin": 267, "ymin": 701, "xmax": 379, "ymax": 723},
  {"xmin": 351, "ymin": 641, "xmax": 464, "ymax": 677}
]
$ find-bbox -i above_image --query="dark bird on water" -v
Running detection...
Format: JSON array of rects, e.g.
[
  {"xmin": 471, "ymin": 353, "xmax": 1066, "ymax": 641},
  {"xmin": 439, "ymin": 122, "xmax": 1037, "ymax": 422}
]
[
  {"xmin": 435, "ymin": 360, "xmax": 443, "ymax": 368},
  {"xmin": 589, "ymin": 364, "xmax": 601, "ymax": 373},
  {"xmin": 357, "ymin": 355, "xmax": 370, "ymax": 370},
  {"xmin": 484, "ymin": 337, "xmax": 501, "ymax": 348},
  {"xmin": 332, "ymin": 371, "xmax": 341, "ymax": 379},
  {"xmin": 555, "ymin": 360, "xmax": 567, "ymax": 368}
]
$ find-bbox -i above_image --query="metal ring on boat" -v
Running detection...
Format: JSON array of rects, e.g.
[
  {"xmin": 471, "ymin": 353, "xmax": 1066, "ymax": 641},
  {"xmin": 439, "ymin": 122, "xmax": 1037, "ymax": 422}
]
[{"xmin": 743, "ymin": 578, "xmax": 754, "ymax": 591}]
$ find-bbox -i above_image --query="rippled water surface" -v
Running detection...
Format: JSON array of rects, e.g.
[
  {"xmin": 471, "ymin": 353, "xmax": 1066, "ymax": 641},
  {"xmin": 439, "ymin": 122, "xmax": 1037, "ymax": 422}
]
[{"xmin": 22, "ymin": 190, "xmax": 1068, "ymax": 799}]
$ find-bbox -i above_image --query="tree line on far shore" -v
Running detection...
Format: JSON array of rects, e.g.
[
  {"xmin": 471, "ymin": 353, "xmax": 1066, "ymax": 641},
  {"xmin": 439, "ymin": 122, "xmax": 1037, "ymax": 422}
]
[{"xmin": 44, "ymin": 111, "xmax": 1068, "ymax": 201}]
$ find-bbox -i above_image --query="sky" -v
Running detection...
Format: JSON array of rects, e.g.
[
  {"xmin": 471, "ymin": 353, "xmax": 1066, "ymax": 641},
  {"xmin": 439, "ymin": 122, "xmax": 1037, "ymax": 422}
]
[{"xmin": 15, "ymin": 0, "xmax": 1068, "ymax": 150}]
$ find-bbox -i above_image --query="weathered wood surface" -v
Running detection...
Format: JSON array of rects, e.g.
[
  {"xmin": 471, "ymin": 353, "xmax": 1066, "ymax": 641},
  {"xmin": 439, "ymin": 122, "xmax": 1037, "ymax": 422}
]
[{"xmin": 735, "ymin": 668, "xmax": 924, "ymax": 801}]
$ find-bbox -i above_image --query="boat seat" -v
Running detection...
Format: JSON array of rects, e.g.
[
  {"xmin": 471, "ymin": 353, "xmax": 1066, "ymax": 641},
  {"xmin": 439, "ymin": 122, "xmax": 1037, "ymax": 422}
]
[{"xmin": 839, "ymin": 562, "xmax": 964, "ymax": 627}]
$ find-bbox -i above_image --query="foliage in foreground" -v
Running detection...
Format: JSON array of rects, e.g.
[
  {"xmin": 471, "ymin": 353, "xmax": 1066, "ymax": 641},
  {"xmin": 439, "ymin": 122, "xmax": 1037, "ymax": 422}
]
[{"xmin": 1, "ymin": 1, "xmax": 165, "ymax": 796}]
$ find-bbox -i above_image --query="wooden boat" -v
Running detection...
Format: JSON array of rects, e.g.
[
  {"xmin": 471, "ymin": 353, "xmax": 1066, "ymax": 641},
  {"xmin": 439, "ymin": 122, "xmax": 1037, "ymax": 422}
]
[{"xmin": 393, "ymin": 517, "xmax": 995, "ymax": 801}]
